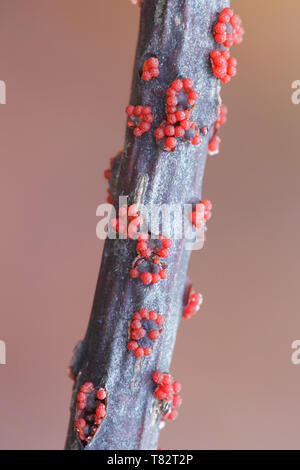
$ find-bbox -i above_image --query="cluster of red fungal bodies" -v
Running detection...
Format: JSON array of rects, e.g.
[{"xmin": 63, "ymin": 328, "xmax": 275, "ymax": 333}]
[
  {"xmin": 214, "ymin": 8, "xmax": 244, "ymax": 47},
  {"xmin": 154, "ymin": 78, "xmax": 205, "ymax": 152},
  {"xmin": 126, "ymin": 105, "xmax": 154, "ymax": 137},
  {"xmin": 75, "ymin": 382, "xmax": 107, "ymax": 446},
  {"xmin": 190, "ymin": 199, "xmax": 212, "ymax": 229},
  {"xmin": 210, "ymin": 49, "xmax": 237, "ymax": 83},
  {"xmin": 183, "ymin": 290, "xmax": 203, "ymax": 320},
  {"xmin": 126, "ymin": 71, "xmax": 205, "ymax": 152},
  {"xmin": 210, "ymin": 8, "xmax": 244, "ymax": 83},
  {"xmin": 129, "ymin": 233, "xmax": 171, "ymax": 285},
  {"xmin": 128, "ymin": 308, "xmax": 164, "ymax": 357},
  {"xmin": 142, "ymin": 57, "xmax": 159, "ymax": 81},
  {"xmin": 152, "ymin": 372, "xmax": 182, "ymax": 421},
  {"xmin": 124, "ymin": 9, "xmax": 244, "ymax": 148}
]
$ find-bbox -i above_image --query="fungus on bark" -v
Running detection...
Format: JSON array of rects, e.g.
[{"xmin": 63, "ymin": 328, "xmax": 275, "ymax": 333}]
[{"xmin": 65, "ymin": 0, "xmax": 243, "ymax": 450}]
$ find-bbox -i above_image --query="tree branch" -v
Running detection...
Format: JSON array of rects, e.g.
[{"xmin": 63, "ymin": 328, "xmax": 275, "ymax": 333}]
[{"xmin": 65, "ymin": 0, "xmax": 229, "ymax": 450}]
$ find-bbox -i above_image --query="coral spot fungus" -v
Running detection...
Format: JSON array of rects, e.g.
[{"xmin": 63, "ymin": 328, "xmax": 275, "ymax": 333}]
[
  {"xmin": 154, "ymin": 78, "xmax": 205, "ymax": 152},
  {"xmin": 74, "ymin": 382, "xmax": 107, "ymax": 447},
  {"xmin": 142, "ymin": 57, "xmax": 160, "ymax": 81},
  {"xmin": 130, "ymin": 233, "xmax": 172, "ymax": 285},
  {"xmin": 128, "ymin": 308, "xmax": 164, "ymax": 357},
  {"xmin": 190, "ymin": 200, "xmax": 212, "ymax": 229},
  {"xmin": 214, "ymin": 8, "xmax": 244, "ymax": 47},
  {"xmin": 126, "ymin": 105, "xmax": 154, "ymax": 137},
  {"xmin": 210, "ymin": 49, "xmax": 237, "ymax": 83},
  {"xmin": 210, "ymin": 8, "xmax": 244, "ymax": 82},
  {"xmin": 152, "ymin": 372, "xmax": 182, "ymax": 422},
  {"xmin": 183, "ymin": 290, "xmax": 203, "ymax": 320}
]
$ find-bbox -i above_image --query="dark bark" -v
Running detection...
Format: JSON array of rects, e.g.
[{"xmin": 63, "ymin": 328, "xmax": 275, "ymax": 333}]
[{"xmin": 65, "ymin": 0, "xmax": 228, "ymax": 450}]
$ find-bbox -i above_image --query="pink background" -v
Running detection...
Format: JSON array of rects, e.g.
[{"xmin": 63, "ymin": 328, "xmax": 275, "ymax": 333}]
[{"xmin": 0, "ymin": 0, "xmax": 300, "ymax": 449}]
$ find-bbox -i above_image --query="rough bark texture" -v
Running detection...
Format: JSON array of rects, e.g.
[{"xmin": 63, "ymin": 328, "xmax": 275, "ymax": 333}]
[{"xmin": 65, "ymin": 0, "xmax": 228, "ymax": 450}]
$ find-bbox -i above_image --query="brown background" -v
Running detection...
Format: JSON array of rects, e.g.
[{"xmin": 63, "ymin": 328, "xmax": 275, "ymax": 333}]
[{"xmin": 0, "ymin": 0, "xmax": 299, "ymax": 450}]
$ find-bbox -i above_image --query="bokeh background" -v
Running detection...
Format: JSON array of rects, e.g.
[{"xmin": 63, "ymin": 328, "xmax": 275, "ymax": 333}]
[{"xmin": 0, "ymin": 0, "xmax": 299, "ymax": 450}]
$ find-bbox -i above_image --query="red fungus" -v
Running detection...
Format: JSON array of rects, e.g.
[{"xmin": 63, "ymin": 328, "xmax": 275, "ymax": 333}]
[
  {"xmin": 210, "ymin": 49, "xmax": 237, "ymax": 83},
  {"xmin": 154, "ymin": 78, "xmax": 204, "ymax": 152},
  {"xmin": 183, "ymin": 290, "xmax": 203, "ymax": 320},
  {"xmin": 190, "ymin": 199, "xmax": 212, "ymax": 230},
  {"xmin": 128, "ymin": 308, "xmax": 164, "ymax": 357},
  {"xmin": 74, "ymin": 382, "xmax": 107, "ymax": 447},
  {"xmin": 126, "ymin": 105, "xmax": 154, "ymax": 136},
  {"xmin": 210, "ymin": 8, "xmax": 244, "ymax": 82},
  {"xmin": 152, "ymin": 372, "xmax": 183, "ymax": 422},
  {"xmin": 214, "ymin": 8, "xmax": 244, "ymax": 48},
  {"xmin": 142, "ymin": 57, "xmax": 160, "ymax": 81},
  {"xmin": 129, "ymin": 233, "xmax": 172, "ymax": 285}
]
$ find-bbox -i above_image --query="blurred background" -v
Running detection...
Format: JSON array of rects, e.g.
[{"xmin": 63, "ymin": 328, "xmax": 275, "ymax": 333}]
[{"xmin": 0, "ymin": 0, "xmax": 299, "ymax": 450}]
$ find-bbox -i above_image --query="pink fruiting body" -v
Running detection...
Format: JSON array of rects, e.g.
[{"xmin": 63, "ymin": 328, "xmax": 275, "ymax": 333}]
[
  {"xmin": 152, "ymin": 372, "xmax": 183, "ymax": 422},
  {"xmin": 183, "ymin": 290, "xmax": 203, "ymax": 320},
  {"xmin": 190, "ymin": 199, "xmax": 212, "ymax": 228},
  {"xmin": 210, "ymin": 8, "xmax": 244, "ymax": 82},
  {"xmin": 129, "ymin": 233, "xmax": 172, "ymax": 285},
  {"xmin": 142, "ymin": 57, "xmax": 160, "ymax": 81},
  {"xmin": 126, "ymin": 105, "xmax": 154, "ymax": 137},
  {"xmin": 210, "ymin": 49, "xmax": 237, "ymax": 83},
  {"xmin": 154, "ymin": 78, "xmax": 206, "ymax": 152},
  {"xmin": 74, "ymin": 382, "xmax": 107, "ymax": 447},
  {"xmin": 128, "ymin": 308, "xmax": 164, "ymax": 357},
  {"xmin": 214, "ymin": 8, "xmax": 244, "ymax": 48}
]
